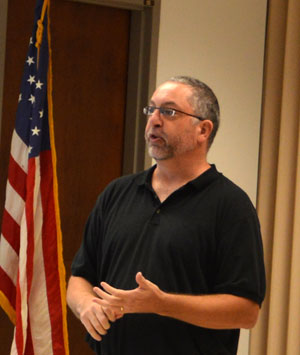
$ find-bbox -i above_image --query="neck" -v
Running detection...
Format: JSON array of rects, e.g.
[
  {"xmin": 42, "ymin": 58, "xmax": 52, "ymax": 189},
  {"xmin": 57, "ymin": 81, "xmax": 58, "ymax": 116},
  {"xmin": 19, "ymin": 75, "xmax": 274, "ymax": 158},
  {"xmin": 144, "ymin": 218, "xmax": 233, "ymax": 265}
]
[
  {"xmin": 154, "ymin": 155, "xmax": 210, "ymax": 185},
  {"xmin": 151, "ymin": 155, "xmax": 210, "ymax": 203}
]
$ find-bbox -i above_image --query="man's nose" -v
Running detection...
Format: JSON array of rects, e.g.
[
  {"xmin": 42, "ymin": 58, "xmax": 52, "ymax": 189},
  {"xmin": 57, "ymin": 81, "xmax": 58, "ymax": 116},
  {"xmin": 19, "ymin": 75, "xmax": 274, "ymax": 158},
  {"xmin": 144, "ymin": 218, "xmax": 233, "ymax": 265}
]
[{"xmin": 147, "ymin": 108, "xmax": 163, "ymax": 125}]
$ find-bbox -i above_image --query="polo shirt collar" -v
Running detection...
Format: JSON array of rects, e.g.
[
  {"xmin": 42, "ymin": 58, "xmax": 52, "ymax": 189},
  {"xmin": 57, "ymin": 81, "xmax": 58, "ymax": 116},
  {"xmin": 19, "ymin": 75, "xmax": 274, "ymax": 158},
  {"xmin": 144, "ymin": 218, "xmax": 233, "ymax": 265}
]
[
  {"xmin": 135, "ymin": 164, "xmax": 220, "ymax": 191},
  {"xmin": 188, "ymin": 164, "xmax": 220, "ymax": 191},
  {"xmin": 135, "ymin": 164, "xmax": 156, "ymax": 187}
]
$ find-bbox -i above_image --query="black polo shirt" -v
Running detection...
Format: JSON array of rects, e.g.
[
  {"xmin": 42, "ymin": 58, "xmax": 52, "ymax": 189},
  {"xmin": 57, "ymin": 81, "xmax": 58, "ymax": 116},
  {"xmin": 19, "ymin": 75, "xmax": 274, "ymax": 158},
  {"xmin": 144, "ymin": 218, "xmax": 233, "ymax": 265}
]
[{"xmin": 71, "ymin": 165, "xmax": 266, "ymax": 355}]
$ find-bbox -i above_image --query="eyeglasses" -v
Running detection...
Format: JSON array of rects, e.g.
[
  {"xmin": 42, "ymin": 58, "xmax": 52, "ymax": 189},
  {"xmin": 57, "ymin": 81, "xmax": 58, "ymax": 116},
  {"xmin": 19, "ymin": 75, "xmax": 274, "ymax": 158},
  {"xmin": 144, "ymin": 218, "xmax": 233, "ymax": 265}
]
[{"xmin": 143, "ymin": 105, "xmax": 205, "ymax": 121}]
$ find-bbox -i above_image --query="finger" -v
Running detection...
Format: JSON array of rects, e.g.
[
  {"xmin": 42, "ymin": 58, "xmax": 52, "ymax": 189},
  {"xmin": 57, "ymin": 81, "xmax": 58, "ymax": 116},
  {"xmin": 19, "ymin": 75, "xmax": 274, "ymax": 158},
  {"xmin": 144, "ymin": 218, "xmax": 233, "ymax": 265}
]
[
  {"xmin": 90, "ymin": 321, "xmax": 107, "ymax": 338},
  {"xmin": 81, "ymin": 302, "xmax": 112, "ymax": 336},
  {"xmin": 136, "ymin": 272, "xmax": 152, "ymax": 288},
  {"xmin": 115, "ymin": 312, "xmax": 124, "ymax": 320},
  {"xmin": 101, "ymin": 306, "xmax": 117, "ymax": 323},
  {"xmin": 88, "ymin": 309, "xmax": 112, "ymax": 339},
  {"xmin": 81, "ymin": 318, "xmax": 102, "ymax": 341},
  {"xmin": 96, "ymin": 308, "xmax": 111, "ymax": 330},
  {"xmin": 100, "ymin": 282, "xmax": 123, "ymax": 295},
  {"xmin": 81, "ymin": 311, "xmax": 108, "ymax": 341},
  {"xmin": 94, "ymin": 287, "xmax": 111, "ymax": 300},
  {"xmin": 93, "ymin": 298, "xmax": 125, "ymax": 317},
  {"xmin": 92, "ymin": 296, "xmax": 108, "ymax": 307},
  {"xmin": 135, "ymin": 272, "xmax": 145, "ymax": 285},
  {"xmin": 94, "ymin": 287, "xmax": 122, "ymax": 305}
]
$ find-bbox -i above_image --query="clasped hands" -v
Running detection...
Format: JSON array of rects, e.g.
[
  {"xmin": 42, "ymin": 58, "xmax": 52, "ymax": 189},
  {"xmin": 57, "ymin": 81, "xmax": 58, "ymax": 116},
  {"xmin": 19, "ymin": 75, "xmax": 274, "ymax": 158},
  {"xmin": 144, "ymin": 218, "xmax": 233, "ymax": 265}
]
[
  {"xmin": 85, "ymin": 272, "xmax": 163, "ymax": 341},
  {"xmin": 93, "ymin": 272, "xmax": 163, "ymax": 317}
]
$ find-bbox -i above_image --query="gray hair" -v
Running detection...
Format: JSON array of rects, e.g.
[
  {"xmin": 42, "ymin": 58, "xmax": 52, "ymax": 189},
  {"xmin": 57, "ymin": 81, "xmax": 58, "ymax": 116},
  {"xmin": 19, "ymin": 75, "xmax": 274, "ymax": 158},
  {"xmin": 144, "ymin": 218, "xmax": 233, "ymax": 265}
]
[{"xmin": 168, "ymin": 76, "xmax": 220, "ymax": 147}]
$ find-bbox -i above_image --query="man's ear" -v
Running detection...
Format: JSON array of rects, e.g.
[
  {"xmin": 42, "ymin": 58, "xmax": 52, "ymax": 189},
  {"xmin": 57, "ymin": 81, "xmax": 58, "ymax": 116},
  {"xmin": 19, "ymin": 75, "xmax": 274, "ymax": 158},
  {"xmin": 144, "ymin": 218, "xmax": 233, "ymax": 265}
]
[{"xmin": 198, "ymin": 120, "xmax": 213, "ymax": 143}]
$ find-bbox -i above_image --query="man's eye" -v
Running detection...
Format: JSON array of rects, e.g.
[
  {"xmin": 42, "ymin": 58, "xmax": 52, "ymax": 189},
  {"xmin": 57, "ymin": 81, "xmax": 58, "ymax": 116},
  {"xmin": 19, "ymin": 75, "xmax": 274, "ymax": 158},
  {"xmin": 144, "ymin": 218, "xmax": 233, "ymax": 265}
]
[{"xmin": 161, "ymin": 108, "xmax": 175, "ymax": 117}]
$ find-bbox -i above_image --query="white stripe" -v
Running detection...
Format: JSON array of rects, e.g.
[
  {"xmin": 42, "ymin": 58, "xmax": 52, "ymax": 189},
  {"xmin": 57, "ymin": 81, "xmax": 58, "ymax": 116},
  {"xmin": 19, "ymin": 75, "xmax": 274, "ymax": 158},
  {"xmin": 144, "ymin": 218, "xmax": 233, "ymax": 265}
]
[
  {"xmin": 0, "ymin": 234, "xmax": 18, "ymax": 285},
  {"xmin": 10, "ymin": 329, "xmax": 17, "ymax": 355},
  {"xmin": 11, "ymin": 129, "xmax": 28, "ymax": 174},
  {"xmin": 5, "ymin": 181, "xmax": 25, "ymax": 225},
  {"xmin": 29, "ymin": 158, "xmax": 53, "ymax": 355},
  {"xmin": 18, "ymin": 209, "xmax": 29, "ymax": 354}
]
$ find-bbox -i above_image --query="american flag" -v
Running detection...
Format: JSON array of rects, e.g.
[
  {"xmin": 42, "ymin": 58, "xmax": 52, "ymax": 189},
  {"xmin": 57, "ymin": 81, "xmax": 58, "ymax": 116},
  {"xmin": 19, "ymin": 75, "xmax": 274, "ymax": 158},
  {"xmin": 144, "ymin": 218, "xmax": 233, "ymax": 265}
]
[{"xmin": 0, "ymin": 0, "xmax": 69, "ymax": 353}]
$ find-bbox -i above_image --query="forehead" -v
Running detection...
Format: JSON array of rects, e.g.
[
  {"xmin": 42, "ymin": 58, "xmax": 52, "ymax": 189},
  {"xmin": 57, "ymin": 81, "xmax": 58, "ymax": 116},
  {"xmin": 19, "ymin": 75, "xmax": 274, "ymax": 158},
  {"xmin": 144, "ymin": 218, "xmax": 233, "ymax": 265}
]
[{"xmin": 150, "ymin": 81, "xmax": 193, "ymax": 107}]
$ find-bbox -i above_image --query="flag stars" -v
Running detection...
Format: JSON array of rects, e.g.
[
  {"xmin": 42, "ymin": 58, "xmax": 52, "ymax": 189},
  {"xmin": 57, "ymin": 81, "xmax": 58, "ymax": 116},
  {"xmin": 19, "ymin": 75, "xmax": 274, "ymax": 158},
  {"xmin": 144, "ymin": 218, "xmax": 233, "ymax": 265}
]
[
  {"xmin": 31, "ymin": 126, "xmax": 41, "ymax": 136},
  {"xmin": 29, "ymin": 37, "xmax": 33, "ymax": 45},
  {"xmin": 35, "ymin": 80, "xmax": 43, "ymax": 89},
  {"xmin": 27, "ymin": 75, "xmax": 36, "ymax": 85},
  {"xmin": 26, "ymin": 56, "xmax": 35, "ymax": 66},
  {"xmin": 18, "ymin": 94, "xmax": 22, "ymax": 102},
  {"xmin": 39, "ymin": 109, "xmax": 44, "ymax": 118},
  {"xmin": 28, "ymin": 146, "xmax": 33, "ymax": 154},
  {"xmin": 28, "ymin": 95, "xmax": 35, "ymax": 104}
]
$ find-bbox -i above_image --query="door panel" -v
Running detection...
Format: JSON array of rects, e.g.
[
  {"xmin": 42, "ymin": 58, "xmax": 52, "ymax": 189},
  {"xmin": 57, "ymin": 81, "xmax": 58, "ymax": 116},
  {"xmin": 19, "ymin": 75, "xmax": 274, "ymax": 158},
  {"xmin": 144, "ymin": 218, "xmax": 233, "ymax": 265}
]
[{"xmin": 0, "ymin": 0, "xmax": 130, "ymax": 353}]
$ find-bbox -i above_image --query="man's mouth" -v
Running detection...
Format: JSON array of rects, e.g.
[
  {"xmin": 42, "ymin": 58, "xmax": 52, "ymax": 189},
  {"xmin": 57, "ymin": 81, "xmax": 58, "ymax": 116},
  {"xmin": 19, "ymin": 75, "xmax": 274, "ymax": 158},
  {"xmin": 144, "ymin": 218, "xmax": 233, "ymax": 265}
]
[{"xmin": 148, "ymin": 133, "xmax": 164, "ymax": 144}]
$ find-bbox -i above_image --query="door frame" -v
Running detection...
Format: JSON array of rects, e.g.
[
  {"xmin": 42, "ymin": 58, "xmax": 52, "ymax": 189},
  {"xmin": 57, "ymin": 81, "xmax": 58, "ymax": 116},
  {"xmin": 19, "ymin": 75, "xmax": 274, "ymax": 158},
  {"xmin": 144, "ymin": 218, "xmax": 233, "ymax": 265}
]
[{"xmin": 69, "ymin": 0, "xmax": 161, "ymax": 172}]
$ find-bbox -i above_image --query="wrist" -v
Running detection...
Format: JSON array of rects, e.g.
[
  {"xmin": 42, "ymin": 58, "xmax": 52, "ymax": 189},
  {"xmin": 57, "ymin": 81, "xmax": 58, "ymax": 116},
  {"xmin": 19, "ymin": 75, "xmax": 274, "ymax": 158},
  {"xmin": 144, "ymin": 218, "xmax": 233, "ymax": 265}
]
[{"xmin": 156, "ymin": 289, "xmax": 171, "ymax": 317}]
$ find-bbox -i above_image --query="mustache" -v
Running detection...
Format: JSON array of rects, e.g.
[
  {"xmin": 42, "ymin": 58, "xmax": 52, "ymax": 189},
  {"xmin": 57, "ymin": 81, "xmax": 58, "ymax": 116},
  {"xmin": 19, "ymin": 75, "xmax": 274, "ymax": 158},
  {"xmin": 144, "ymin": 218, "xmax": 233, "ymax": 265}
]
[{"xmin": 145, "ymin": 129, "xmax": 167, "ymax": 141}]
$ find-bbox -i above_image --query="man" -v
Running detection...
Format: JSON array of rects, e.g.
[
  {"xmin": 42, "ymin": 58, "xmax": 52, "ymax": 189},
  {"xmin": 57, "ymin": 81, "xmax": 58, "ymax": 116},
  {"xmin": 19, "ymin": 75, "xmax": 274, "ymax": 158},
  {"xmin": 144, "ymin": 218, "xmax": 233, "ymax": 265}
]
[{"xmin": 67, "ymin": 76, "xmax": 266, "ymax": 355}]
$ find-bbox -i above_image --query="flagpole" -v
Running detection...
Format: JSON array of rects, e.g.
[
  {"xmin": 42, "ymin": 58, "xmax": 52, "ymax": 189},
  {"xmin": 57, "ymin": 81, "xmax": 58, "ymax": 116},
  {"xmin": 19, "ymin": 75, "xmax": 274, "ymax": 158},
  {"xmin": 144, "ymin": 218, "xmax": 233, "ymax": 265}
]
[
  {"xmin": 46, "ymin": 1, "xmax": 70, "ymax": 353},
  {"xmin": 35, "ymin": 0, "xmax": 49, "ymax": 66}
]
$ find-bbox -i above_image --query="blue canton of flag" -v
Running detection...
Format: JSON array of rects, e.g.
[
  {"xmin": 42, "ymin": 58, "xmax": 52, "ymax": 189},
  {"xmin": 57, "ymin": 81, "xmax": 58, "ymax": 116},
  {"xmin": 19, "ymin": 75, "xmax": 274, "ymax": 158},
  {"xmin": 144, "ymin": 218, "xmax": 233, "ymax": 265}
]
[{"xmin": 16, "ymin": 5, "xmax": 50, "ymax": 159}]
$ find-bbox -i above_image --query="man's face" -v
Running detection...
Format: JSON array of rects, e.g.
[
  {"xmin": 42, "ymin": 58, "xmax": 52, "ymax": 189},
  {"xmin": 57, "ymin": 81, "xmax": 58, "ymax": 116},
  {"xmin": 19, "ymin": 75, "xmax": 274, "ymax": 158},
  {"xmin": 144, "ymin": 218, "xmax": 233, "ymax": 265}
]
[{"xmin": 144, "ymin": 81, "xmax": 200, "ymax": 161}]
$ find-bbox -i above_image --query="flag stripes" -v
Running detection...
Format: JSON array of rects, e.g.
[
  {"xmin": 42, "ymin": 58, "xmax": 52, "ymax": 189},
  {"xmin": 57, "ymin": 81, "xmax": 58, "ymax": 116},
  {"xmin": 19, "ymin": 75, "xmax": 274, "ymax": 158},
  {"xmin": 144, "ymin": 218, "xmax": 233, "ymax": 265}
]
[
  {"xmin": 5, "ymin": 181, "xmax": 25, "ymax": 226},
  {"xmin": 1, "ymin": 209, "xmax": 21, "ymax": 254},
  {"xmin": 8, "ymin": 156, "xmax": 27, "ymax": 201},
  {"xmin": 11, "ymin": 130, "xmax": 29, "ymax": 174},
  {"xmin": 0, "ymin": 0, "xmax": 69, "ymax": 353}
]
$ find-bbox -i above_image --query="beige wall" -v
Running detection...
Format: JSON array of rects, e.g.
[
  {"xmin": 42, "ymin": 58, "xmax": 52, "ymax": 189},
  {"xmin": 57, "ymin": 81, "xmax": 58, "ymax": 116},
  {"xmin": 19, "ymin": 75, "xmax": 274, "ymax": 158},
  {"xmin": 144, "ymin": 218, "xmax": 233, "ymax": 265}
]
[
  {"xmin": 156, "ymin": 0, "xmax": 267, "ymax": 204},
  {"xmin": 0, "ymin": 0, "xmax": 268, "ymax": 353},
  {"xmin": 156, "ymin": 1, "xmax": 268, "ymax": 354}
]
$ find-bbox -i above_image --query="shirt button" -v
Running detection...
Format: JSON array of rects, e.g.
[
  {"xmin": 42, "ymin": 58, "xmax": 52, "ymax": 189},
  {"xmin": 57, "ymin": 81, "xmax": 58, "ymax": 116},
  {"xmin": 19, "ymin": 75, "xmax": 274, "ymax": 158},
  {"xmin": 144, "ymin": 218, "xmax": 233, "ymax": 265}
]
[{"xmin": 156, "ymin": 209, "xmax": 160, "ymax": 214}]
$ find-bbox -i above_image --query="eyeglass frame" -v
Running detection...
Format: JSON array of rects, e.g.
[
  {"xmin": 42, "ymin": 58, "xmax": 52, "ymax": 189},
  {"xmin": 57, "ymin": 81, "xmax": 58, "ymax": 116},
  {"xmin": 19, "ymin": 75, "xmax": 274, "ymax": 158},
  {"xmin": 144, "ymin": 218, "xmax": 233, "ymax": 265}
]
[{"xmin": 143, "ymin": 105, "xmax": 205, "ymax": 121}]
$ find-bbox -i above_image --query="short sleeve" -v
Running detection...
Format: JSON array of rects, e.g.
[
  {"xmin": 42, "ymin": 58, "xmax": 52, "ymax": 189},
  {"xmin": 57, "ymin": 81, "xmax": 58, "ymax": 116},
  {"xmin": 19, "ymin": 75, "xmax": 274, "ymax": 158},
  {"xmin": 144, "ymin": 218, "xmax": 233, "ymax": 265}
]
[
  {"xmin": 213, "ymin": 196, "xmax": 266, "ymax": 305},
  {"xmin": 71, "ymin": 196, "xmax": 103, "ymax": 286}
]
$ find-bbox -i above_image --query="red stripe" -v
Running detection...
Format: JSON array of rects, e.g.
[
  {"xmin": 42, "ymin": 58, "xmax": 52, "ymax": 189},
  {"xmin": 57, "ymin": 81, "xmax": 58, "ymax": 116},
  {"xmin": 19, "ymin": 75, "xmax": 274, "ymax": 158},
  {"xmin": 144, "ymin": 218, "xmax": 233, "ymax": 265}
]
[
  {"xmin": 1, "ymin": 209, "xmax": 21, "ymax": 254},
  {"xmin": 25, "ymin": 158, "xmax": 35, "ymax": 300},
  {"xmin": 15, "ymin": 274, "xmax": 24, "ymax": 354},
  {"xmin": 0, "ymin": 267, "xmax": 16, "ymax": 308},
  {"xmin": 40, "ymin": 150, "xmax": 65, "ymax": 353},
  {"xmin": 24, "ymin": 318, "xmax": 34, "ymax": 355},
  {"xmin": 8, "ymin": 154, "xmax": 27, "ymax": 201}
]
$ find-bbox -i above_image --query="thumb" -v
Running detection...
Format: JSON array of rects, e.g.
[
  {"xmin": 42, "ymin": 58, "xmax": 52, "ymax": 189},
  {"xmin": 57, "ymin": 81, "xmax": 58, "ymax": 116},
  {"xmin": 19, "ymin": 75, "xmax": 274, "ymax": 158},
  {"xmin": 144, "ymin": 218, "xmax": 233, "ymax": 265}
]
[{"xmin": 135, "ymin": 272, "xmax": 149, "ymax": 289}]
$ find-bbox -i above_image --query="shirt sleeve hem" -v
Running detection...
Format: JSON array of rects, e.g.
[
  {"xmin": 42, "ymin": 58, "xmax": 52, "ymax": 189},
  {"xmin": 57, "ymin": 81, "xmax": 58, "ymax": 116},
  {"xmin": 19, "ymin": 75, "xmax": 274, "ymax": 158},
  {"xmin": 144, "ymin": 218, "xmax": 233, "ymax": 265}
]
[{"xmin": 213, "ymin": 288, "xmax": 264, "ymax": 306}]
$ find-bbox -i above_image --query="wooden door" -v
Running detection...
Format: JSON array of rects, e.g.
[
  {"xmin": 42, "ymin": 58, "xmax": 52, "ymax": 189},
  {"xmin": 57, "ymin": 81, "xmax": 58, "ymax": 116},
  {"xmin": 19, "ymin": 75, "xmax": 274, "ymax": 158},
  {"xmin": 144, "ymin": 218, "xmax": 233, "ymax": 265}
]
[{"xmin": 0, "ymin": 0, "xmax": 130, "ymax": 353}]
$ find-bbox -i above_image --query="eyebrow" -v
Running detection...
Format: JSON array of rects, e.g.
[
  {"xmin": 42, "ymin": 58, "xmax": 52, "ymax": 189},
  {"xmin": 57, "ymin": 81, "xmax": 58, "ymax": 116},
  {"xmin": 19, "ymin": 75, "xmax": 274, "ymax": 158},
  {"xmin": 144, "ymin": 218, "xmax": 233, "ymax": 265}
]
[{"xmin": 149, "ymin": 100, "xmax": 178, "ymax": 107}]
